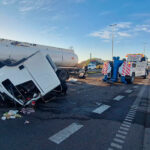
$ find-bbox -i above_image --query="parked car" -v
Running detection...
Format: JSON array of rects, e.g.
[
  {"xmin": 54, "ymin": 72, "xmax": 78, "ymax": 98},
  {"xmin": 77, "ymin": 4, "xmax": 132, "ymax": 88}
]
[{"xmin": 88, "ymin": 64, "xmax": 96, "ymax": 70}]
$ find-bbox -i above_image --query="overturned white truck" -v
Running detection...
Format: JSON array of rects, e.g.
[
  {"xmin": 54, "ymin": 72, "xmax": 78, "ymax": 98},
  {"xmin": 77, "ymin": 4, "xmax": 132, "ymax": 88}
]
[
  {"xmin": 0, "ymin": 38, "xmax": 78, "ymax": 81},
  {"xmin": 0, "ymin": 51, "xmax": 67, "ymax": 106}
]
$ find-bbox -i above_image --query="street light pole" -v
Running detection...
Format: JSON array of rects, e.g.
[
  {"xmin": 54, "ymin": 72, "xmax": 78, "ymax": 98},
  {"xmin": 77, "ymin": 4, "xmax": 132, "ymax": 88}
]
[
  {"xmin": 144, "ymin": 42, "xmax": 147, "ymax": 55},
  {"xmin": 110, "ymin": 24, "xmax": 117, "ymax": 60}
]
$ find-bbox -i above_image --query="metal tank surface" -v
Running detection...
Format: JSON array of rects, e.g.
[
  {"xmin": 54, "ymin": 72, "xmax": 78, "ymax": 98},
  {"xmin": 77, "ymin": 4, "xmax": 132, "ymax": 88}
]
[{"xmin": 0, "ymin": 39, "xmax": 78, "ymax": 67}]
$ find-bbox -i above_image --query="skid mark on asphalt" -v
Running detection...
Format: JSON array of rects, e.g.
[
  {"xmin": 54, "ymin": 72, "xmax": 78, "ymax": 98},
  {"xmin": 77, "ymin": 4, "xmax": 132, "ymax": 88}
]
[
  {"xmin": 107, "ymin": 85, "xmax": 146, "ymax": 150},
  {"xmin": 49, "ymin": 123, "xmax": 83, "ymax": 144},
  {"xmin": 113, "ymin": 95, "xmax": 125, "ymax": 101},
  {"xmin": 93, "ymin": 104, "xmax": 110, "ymax": 114}
]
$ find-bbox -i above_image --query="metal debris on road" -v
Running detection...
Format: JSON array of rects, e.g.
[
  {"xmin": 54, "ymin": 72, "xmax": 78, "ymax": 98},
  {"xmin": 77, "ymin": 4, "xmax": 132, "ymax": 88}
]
[
  {"xmin": 20, "ymin": 108, "xmax": 35, "ymax": 115},
  {"xmin": 68, "ymin": 78, "xmax": 78, "ymax": 82},
  {"xmin": 24, "ymin": 120, "xmax": 30, "ymax": 124},
  {"xmin": 1, "ymin": 110, "xmax": 22, "ymax": 120}
]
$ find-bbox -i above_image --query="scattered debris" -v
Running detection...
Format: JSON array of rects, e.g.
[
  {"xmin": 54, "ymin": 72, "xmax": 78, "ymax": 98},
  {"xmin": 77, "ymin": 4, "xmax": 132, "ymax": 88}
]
[
  {"xmin": 1, "ymin": 116, "xmax": 6, "ymax": 120},
  {"xmin": 96, "ymin": 102, "xmax": 101, "ymax": 106},
  {"xmin": 20, "ymin": 108, "xmax": 35, "ymax": 115},
  {"xmin": 1, "ymin": 110, "xmax": 21, "ymax": 120},
  {"xmin": 68, "ymin": 78, "xmax": 78, "ymax": 82},
  {"xmin": 24, "ymin": 120, "xmax": 30, "ymax": 124}
]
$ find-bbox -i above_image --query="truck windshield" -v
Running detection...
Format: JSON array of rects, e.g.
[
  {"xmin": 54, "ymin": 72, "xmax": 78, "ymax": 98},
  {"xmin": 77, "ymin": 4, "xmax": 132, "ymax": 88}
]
[{"xmin": 127, "ymin": 55, "xmax": 142, "ymax": 62}]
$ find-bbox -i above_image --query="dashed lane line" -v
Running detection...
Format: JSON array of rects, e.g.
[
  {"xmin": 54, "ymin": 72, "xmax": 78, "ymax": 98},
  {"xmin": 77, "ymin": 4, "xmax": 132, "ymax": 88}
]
[
  {"xmin": 124, "ymin": 118, "xmax": 132, "ymax": 122},
  {"xmin": 121, "ymin": 124, "xmax": 131, "ymax": 128},
  {"xmin": 93, "ymin": 104, "xmax": 110, "ymax": 114},
  {"xmin": 49, "ymin": 123, "xmax": 83, "ymax": 144},
  {"xmin": 111, "ymin": 142, "xmax": 123, "ymax": 149},
  {"xmin": 133, "ymin": 85, "xmax": 139, "ymax": 89},
  {"xmin": 107, "ymin": 84, "xmax": 146, "ymax": 150},
  {"xmin": 113, "ymin": 95, "xmax": 125, "ymax": 101},
  {"xmin": 116, "ymin": 134, "xmax": 126, "ymax": 140},
  {"xmin": 118, "ymin": 130, "xmax": 128, "ymax": 135},
  {"xmin": 113, "ymin": 138, "xmax": 125, "ymax": 144},
  {"xmin": 125, "ymin": 90, "xmax": 133, "ymax": 94},
  {"xmin": 120, "ymin": 126, "xmax": 129, "ymax": 131},
  {"xmin": 123, "ymin": 121, "xmax": 131, "ymax": 125}
]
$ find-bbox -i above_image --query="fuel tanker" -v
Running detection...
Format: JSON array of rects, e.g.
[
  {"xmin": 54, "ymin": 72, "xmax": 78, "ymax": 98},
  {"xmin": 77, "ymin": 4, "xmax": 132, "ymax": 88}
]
[{"xmin": 0, "ymin": 38, "xmax": 79, "ymax": 80}]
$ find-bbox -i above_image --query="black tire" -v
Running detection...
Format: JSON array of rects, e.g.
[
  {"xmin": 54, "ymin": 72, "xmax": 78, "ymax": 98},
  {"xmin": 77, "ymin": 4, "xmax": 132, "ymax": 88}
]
[
  {"xmin": 60, "ymin": 81, "xmax": 68, "ymax": 95},
  {"xmin": 55, "ymin": 80, "xmax": 68, "ymax": 95},
  {"xmin": 126, "ymin": 73, "xmax": 135, "ymax": 84},
  {"xmin": 143, "ymin": 70, "xmax": 148, "ymax": 79},
  {"xmin": 56, "ymin": 70, "xmax": 69, "ymax": 81}
]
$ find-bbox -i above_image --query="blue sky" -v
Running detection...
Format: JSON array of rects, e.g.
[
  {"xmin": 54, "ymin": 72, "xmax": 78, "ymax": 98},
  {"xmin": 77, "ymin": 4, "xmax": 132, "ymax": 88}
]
[{"xmin": 0, "ymin": 0, "xmax": 150, "ymax": 62}]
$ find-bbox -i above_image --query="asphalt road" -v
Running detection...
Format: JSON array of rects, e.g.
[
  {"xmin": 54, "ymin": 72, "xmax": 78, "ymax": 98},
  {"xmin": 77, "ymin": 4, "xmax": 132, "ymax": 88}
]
[{"xmin": 0, "ymin": 73, "xmax": 150, "ymax": 150}]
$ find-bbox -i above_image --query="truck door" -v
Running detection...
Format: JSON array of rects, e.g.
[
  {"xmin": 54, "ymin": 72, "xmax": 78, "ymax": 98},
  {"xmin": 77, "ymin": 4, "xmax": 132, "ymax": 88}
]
[{"xmin": 23, "ymin": 52, "xmax": 60, "ymax": 95}]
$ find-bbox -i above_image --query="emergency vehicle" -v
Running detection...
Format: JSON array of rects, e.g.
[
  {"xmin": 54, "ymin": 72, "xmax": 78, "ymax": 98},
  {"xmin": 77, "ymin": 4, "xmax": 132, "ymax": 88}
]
[
  {"xmin": 102, "ymin": 54, "xmax": 149, "ymax": 84},
  {"xmin": 119, "ymin": 54, "xmax": 149, "ymax": 83}
]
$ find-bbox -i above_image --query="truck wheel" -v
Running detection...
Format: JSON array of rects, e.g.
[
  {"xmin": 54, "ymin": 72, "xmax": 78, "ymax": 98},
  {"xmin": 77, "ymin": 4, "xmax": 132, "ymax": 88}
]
[
  {"xmin": 143, "ymin": 70, "xmax": 148, "ymax": 79},
  {"xmin": 54, "ymin": 80, "xmax": 68, "ymax": 95},
  {"xmin": 56, "ymin": 70, "xmax": 69, "ymax": 81},
  {"xmin": 60, "ymin": 80, "xmax": 68, "ymax": 95},
  {"xmin": 126, "ymin": 73, "xmax": 135, "ymax": 84}
]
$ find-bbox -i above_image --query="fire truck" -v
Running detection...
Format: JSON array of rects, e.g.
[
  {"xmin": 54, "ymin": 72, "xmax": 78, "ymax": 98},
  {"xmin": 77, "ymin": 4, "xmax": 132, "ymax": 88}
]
[{"xmin": 102, "ymin": 54, "xmax": 149, "ymax": 84}]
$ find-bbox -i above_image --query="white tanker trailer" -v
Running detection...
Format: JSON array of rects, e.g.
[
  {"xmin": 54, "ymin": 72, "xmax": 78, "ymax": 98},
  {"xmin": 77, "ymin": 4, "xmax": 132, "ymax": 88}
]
[{"xmin": 0, "ymin": 38, "xmax": 79, "ymax": 80}]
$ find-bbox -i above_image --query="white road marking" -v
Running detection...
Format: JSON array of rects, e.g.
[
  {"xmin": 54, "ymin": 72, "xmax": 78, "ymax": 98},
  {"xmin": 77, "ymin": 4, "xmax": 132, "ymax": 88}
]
[
  {"xmin": 133, "ymin": 86, "xmax": 139, "ymax": 88},
  {"xmin": 49, "ymin": 123, "xmax": 83, "ymax": 144},
  {"xmin": 126, "ymin": 116, "xmax": 134, "ymax": 120},
  {"xmin": 127, "ymin": 113, "xmax": 135, "ymax": 116},
  {"xmin": 107, "ymin": 84, "xmax": 147, "ymax": 150},
  {"xmin": 111, "ymin": 142, "xmax": 122, "ymax": 149},
  {"xmin": 93, "ymin": 104, "xmax": 110, "ymax": 114},
  {"xmin": 127, "ymin": 114, "xmax": 135, "ymax": 118},
  {"xmin": 113, "ymin": 138, "xmax": 125, "ymax": 144},
  {"xmin": 120, "ymin": 126, "xmax": 129, "ymax": 131},
  {"xmin": 129, "ymin": 110, "xmax": 136, "ymax": 113},
  {"xmin": 121, "ymin": 124, "xmax": 131, "ymax": 128},
  {"xmin": 132, "ymin": 107, "xmax": 138, "ymax": 109},
  {"xmin": 125, "ymin": 89, "xmax": 133, "ymax": 94},
  {"xmin": 128, "ymin": 113, "xmax": 135, "ymax": 116},
  {"xmin": 126, "ymin": 114, "xmax": 135, "ymax": 118},
  {"xmin": 108, "ymin": 148, "xmax": 114, "ymax": 150},
  {"xmin": 123, "ymin": 121, "xmax": 132, "ymax": 125},
  {"xmin": 113, "ymin": 95, "xmax": 125, "ymax": 101},
  {"xmin": 116, "ymin": 134, "xmax": 126, "ymax": 139},
  {"xmin": 128, "ymin": 110, "xmax": 136, "ymax": 113},
  {"xmin": 125, "ymin": 118, "xmax": 132, "ymax": 122},
  {"xmin": 118, "ymin": 130, "xmax": 128, "ymax": 135}
]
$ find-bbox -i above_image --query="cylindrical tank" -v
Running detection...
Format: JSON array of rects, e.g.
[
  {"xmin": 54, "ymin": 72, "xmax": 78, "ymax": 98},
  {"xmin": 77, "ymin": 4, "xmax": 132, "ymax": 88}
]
[{"xmin": 0, "ymin": 39, "xmax": 78, "ymax": 67}]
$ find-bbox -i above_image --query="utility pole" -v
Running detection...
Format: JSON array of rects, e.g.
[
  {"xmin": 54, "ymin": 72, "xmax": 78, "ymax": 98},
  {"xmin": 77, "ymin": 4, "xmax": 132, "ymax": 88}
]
[
  {"xmin": 110, "ymin": 24, "xmax": 117, "ymax": 60},
  {"xmin": 144, "ymin": 42, "xmax": 147, "ymax": 55},
  {"xmin": 90, "ymin": 53, "xmax": 92, "ymax": 61}
]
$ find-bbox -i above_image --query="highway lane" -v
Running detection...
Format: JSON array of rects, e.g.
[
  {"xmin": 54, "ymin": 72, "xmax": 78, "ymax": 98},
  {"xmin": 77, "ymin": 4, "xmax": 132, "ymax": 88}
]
[{"xmin": 0, "ymin": 75, "xmax": 149, "ymax": 150}]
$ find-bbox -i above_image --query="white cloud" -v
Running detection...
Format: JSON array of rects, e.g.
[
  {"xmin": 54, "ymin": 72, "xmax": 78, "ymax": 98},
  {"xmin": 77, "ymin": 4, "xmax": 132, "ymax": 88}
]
[
  {"xmin": 2, "ymin": 0, "xmax": 56, "ymax": 12},
  {"xmin": 117, "ymin": 22, "xmax": 131, "ymax": 29},
  {"xmin": 2, "ymin": 0, "xmax": 17, "ymax": 5},
  {"xmin": 90, "ymin": 30, "xmax": 111, "ymax": 39},
  {"xmin": 132, "ymin": 13, "xmax": 150, "ymax": 17},
  {"xmin": 19, "ymin": 6, "xmax": 34, "ymax": 12},
  {"xmin": 40, "ymin": 26, "xmax": 58, "ymax": 34},
  {"xmin": 89, "ymin": 22, "xmax": 132, "ymax": 40},
  {"xmin": 71, "ymin": 0, "xmax": 86, "ymax": 3},
  {"xmin": 118, "ymin": 32, "xmax": 131, "ymax": 37},
  {"xmin": 135, "ymin": 25, "xmax": 150, "ymax": 32},
  {"xmin": 99, "ymin": 11, "xmax": 111, "ymax": 16}
]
